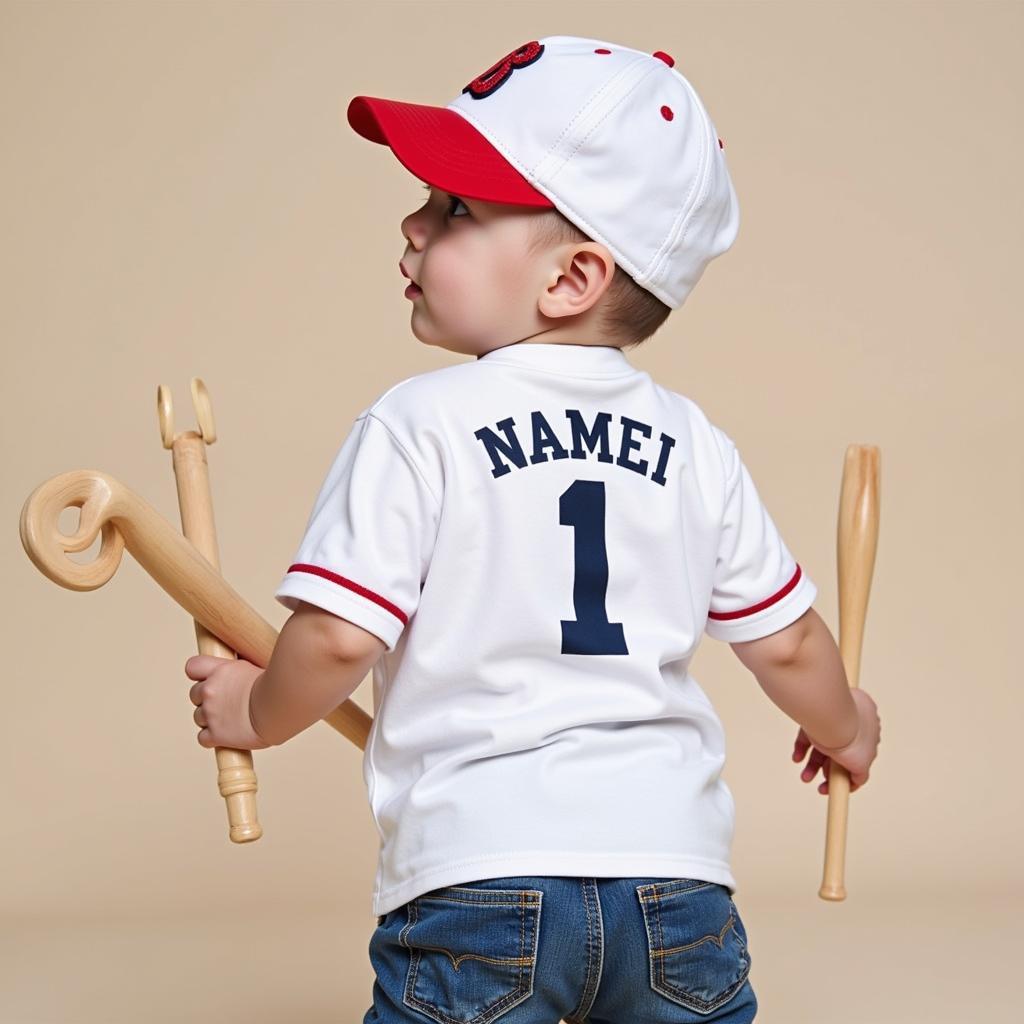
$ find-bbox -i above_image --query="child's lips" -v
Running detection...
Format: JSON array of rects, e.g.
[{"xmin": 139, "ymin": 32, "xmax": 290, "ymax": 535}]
[{"xmin": 399, "ymin": 260, "xmax": 421, "ymax": 298}]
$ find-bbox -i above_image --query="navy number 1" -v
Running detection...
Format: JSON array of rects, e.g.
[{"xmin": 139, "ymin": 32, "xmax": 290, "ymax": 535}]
[{"xmin": 559, "ymin": 479, "xmax": 628, "ymax": 655}]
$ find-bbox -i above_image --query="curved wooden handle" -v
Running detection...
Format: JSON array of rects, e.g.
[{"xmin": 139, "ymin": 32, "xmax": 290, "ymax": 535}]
[
  {"xmin": 19, "ymin": 470, "xmax": 373, "ymax": 750},
  {"xmin": 819, "ymin": 444, "xmax": 880, "ymax": 900}
]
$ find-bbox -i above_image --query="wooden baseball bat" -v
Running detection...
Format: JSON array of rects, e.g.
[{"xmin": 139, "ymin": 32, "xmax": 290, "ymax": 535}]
[
  {"xmin": 818, "ymin": 444, "xmax": 880, "ymax": 901},
  {"xmin": 19, "ymin": 469, "xmax": 373, "ymax": 752},
  {"xmin": 157, "ymin": 377, "xmax": 262, "ymax": 843}
]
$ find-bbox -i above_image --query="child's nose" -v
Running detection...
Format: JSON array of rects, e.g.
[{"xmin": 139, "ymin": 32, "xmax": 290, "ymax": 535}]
[
  {"xmin": 401, "ymin": 206, "xmax": 434, "ymax": 249},
  {"xmin": 399, "ymin": 214, "xmax": 423, "ymax": 249}
]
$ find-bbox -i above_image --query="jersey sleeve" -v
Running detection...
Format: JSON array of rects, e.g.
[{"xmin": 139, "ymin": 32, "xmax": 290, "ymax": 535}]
[
  {"xmin": 274, "ymin": 411, "xmax": 441, "ymax": 654},
  {"xmin": 703, "ymin": 428, "xmax": 818, "ymax": 643}
]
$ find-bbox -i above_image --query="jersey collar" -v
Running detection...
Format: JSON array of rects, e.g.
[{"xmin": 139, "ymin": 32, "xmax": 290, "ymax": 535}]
[{"xmin": 476, "ymin": 342, "xmax": 634, "ymax": 377}]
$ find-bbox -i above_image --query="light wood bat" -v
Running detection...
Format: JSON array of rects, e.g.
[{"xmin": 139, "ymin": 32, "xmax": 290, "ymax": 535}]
[{"xmin": 818, "ymin": 444, "xmax": 880, "ymax": 901}]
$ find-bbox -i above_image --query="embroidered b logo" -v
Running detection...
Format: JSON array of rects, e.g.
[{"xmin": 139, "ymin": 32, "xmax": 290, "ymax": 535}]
[{"xmin": 462, "ymin": 41, "xmax": 545, "ymax": 100}]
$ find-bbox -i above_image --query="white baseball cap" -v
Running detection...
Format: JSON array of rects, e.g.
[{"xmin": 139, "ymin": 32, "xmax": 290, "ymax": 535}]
[{"xmin": 347, "ymin": 35, "xmax": 740, "ymax": 309}]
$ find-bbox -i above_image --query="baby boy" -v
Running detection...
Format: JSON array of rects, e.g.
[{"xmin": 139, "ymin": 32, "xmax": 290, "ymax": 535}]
[{"xmin": 184, "ymin": 36, "xmax": 880, "ymax": 1023}]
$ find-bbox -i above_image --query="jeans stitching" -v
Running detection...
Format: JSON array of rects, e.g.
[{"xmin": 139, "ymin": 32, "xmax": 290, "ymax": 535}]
[
  {"xmin": 419, "ymin": 885, "xmax": 543, "ymax": 906},
  {"xmin": 565, "ymin": 879, "xmax": 594, "ymax": 1023},
  {"xmin": 577, "ymin": 879, "xmax": 604, "ymax": 1022},
  {"xmin": 401, "ymin": 890, "xmax": 542, "ymax": 1024},
  {"xmin": 518, "ymin": 890, "xmax": 527, "ymax": 998},
  {"xmin": 565, "ymin": 878, "xmax": 605, "ymax": 1024},
  {"xmin": 636, "ymin": 880, "xmax": 750, "ymax": 1015}
]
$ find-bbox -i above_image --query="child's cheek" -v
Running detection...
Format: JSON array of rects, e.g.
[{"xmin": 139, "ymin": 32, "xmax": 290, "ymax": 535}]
[
  {"xmin": 429, "ymin": 244, "xmax": 480, "ymax": 313},
  {"xmin": 421, "ymin": 240, "xmax": 456, "ymax": 293}
]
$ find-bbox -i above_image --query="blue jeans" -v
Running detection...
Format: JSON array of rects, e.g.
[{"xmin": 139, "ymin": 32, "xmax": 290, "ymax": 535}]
[{"xmin": 364, "ymin": 876, "xmax": 757, "ymax": 1023}]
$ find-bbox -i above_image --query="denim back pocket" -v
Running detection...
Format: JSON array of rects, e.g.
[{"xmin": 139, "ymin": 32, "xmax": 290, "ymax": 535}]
[
  {"xmin": 636, "ymin": 878, "xmax": 751, "ymax": 1015},
  {"xmin": 400, "ymin": 884, "xmax": 543, "ymax": 1024}
]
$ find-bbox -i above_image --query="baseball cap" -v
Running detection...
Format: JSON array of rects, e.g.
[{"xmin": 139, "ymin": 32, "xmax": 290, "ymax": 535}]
[{"xmin": 346, "ymin": 35, "xmax": 740, "ymax": 310}]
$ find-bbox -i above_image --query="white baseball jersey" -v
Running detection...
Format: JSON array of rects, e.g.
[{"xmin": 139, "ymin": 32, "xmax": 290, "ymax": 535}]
[{"xmin": 274, "ymin": 342, "xmax": 817, "ymax": 917}]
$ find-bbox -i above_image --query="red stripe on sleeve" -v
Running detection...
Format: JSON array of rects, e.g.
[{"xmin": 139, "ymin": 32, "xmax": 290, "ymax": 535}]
[
  {"xmin": 707, "ymin": 564, "xmax": 804, "ymax": 621},
  {"xmin": 286, "ymin": 563, "xmax": 408, "ymax": 626}
]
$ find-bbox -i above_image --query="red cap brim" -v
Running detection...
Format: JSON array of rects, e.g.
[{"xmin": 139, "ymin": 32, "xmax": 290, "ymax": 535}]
[{"xmin": 346, "ymin": 95, "xmax": 554, "ymax": 208}]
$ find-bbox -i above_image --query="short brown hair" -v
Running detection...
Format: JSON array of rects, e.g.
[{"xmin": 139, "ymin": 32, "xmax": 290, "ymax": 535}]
[{"xmin": 525, "ymin": 208, "xmax": 672, "ymax": 350}]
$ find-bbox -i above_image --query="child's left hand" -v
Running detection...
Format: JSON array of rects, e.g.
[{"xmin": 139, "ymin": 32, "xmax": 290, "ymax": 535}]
[{"xmin": 185, "ymin": 655, "xmax": 271, "ymax": 751}]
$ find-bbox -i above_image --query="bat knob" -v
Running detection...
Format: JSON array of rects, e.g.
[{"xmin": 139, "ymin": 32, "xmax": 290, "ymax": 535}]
[
  {"xmin": 229, "ymin": 821, "xmax": 263, "ymax": 843},
  {"xmin": 818, "ymin": 883, "xmax": 847, "ymax": 901}
]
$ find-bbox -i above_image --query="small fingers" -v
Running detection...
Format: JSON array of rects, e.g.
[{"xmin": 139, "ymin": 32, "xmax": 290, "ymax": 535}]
[
  {"xmin": 185, "ymin": 654, "xmax": 232, "ymax": 682},
  {"xmin": 184, "ymin": 655, "xmax": 212, "ymax": 680},
  {"xmin": 792, "ymin": 731, "xmax": 810, "ymax": 761},
  {"xmin": 800, "ymin": 748, "xmax": 827, "ymax": 783},
  {"xmin": 820, "ymin": 768, "xmax": 868, "ymax": 795}
]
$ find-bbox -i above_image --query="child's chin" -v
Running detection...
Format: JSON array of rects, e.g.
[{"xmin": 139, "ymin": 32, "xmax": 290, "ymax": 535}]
[{"xmin": 408, "ymin": 324, "xmax": 437, "ymax": 347}]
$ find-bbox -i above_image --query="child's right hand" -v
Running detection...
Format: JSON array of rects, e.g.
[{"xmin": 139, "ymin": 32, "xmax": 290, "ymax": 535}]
[{"xmin": 792, "ymin": 688, "xmax": 881, "ymax": 794}]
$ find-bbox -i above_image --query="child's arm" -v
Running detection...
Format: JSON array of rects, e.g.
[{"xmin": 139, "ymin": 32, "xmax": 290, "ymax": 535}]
[
  {"xmin": 730, "ymin": 607, "xmax": 856, "ymax": 748},
  {"xmin": 185, "ymin": 601, "xmax": 385, "ymax": 750},
  {"xmin": 730, "ymin": 607, "xmax": 881, "ymax": 790},
  {"xmin": 249, "ymin": 600, "xmax": 386, "ymax": 746}
]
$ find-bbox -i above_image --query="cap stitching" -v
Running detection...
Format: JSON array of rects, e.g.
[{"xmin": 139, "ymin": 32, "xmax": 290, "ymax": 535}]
[
  {"xmin": 645, "ymin": 74, "xmax": 714, "ymax": 289},
  {"xmin": 533, "ymin": 54, "xmax": 695, "ymax": 302},
  {"xmin": 560, "ymin": 59, "xmax": 693, "ymax": 285},
  {"xmin": 538, "ymin": 53, "xmax": 652, "ymax": 179}
]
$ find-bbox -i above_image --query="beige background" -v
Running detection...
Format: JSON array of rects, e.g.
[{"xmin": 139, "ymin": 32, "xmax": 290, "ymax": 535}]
[{"xmin": 3, "ymin": 1, "xmax": 1020, "ymax": 1021}]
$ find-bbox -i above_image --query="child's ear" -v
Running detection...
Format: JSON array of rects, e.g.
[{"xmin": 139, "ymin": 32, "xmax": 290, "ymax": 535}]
[{"xmin": 537, "ymin": 243, "xmax": 615, "ymax": 319}]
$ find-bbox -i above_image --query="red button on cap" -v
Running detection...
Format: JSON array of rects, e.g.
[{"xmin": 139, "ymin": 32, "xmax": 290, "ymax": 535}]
[{"xmin": 652, "ymin": 51, "xmax": 675, "ymax": 68}]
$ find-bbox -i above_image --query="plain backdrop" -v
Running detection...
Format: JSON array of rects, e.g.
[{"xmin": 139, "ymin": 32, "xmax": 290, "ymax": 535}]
[{"xmin": 3, "ymin": 1, "xmax": 1020, "ymax": 1021}]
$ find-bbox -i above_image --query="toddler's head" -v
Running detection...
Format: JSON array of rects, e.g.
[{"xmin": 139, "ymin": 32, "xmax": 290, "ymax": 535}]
[
  {"xmin": 349, "ymin": 35, "xmax": 740, "ymax": 360},
  {"xmin": 395, "ymin": 184, "xmax": 670, "ymax": 359}
]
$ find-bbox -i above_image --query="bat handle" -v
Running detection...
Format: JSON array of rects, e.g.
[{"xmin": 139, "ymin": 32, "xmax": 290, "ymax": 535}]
[
  {"xmin": 200, "ymin": 629, "xmax": 262, "ymax": 842},
  {"xmin": 819, "ymin": 760, "xmax": 852, "ymax": 900},
  {"xmin": 819, "ymin": 444, "xmax": 879, "ymax": 900},
  {"xmin": 218, "ymin": 755, "xmax": 261, "ymax": 842}
]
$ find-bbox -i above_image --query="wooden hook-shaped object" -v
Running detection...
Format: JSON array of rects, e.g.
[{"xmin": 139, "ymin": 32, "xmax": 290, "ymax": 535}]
[{"xmin": 19, "ymin": 470, "xmax": 373, "ymax": 757}]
